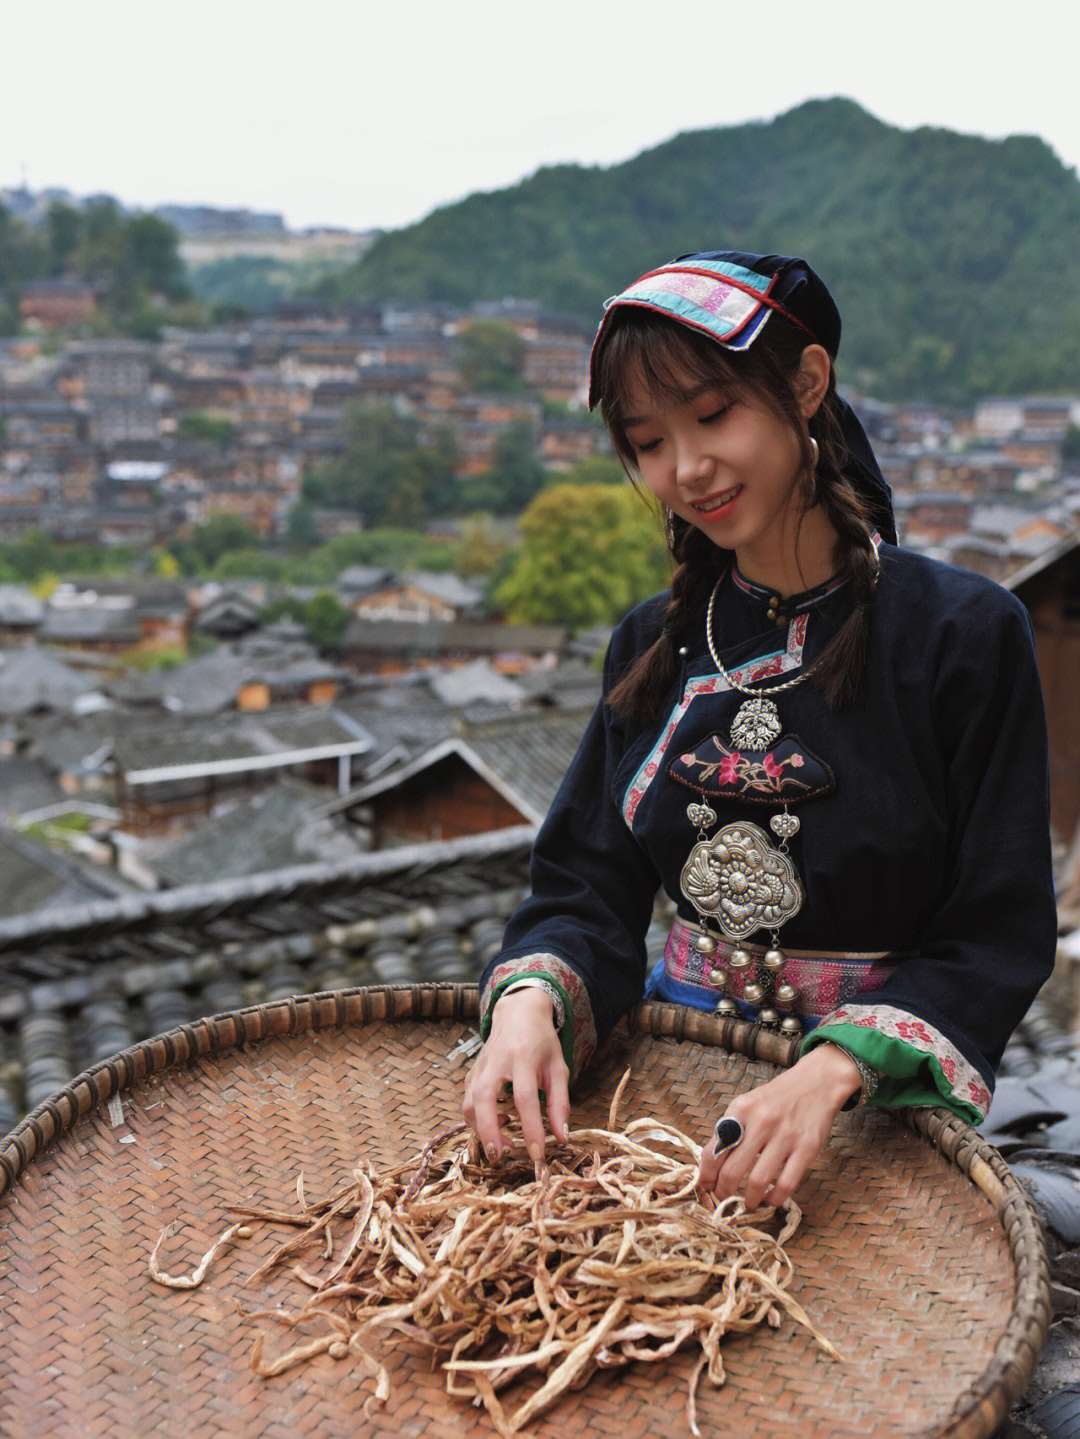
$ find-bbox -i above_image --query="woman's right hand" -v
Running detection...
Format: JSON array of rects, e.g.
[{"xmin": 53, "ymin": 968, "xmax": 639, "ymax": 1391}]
[{"xmin": 463, "ymin": 988, "xmax": 571, "ymax": 1164}]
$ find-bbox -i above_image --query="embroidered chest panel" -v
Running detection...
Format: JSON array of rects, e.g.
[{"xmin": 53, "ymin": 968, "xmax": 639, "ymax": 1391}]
[
  {"xmin": 620, "ymin": 614, "xmax": 808, "ymax": 829},
  {"xmin": 669, "ymin": 733, "xmax": 835, "ymax": 804}
]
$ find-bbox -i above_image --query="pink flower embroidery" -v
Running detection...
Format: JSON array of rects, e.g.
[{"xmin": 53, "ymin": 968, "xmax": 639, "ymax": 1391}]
[
  {"xmin": 762, "ymin": 753, "xmax": 782, "ymax": 779},
  {"xmin": 718, "ymin": 752, "xmax": 742, "ymax": 785},
  {"xmin": 896, "ymin": 1019, "xmax": 933, "ymax": 1046},
  {"xmin": 643, "ymin": 762, "xmax": 657, "ymax": 780},
  {"xmin": 969, "ymin": 1080, "xmax": 991, "ymax": 1108},
  {"xmin": 852, "ymin": 1014, "xmax": 879, "ymax": 1028},
  {"xmin": 680, "ymin": 753, "xmax": 695, "ymax": 765},
  {"xmin": 789, "ymin": 754, "xmax": 805, "ymax": 768},
  {"xmin": 939, "ymin": 1056, "xmax": 957, "ymax": 1083}
]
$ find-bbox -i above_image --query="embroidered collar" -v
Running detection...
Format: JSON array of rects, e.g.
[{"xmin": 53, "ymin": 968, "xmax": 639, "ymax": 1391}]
[{"xmin": 730, "ymin": 565, "xmax": 849, "ymax": 615}]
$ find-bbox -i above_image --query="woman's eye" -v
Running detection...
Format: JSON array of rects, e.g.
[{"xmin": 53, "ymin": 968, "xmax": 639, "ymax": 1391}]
[
  {"xmin": 631, "ymin": 437, "xmax": 661, "ymax": 454},
  {"xmin": 700, "ymin": 405, "xmax": 730, "ymax": 425}
]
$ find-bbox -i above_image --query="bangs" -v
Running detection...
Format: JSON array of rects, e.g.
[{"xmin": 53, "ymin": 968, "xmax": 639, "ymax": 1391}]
[{"xmin": 595, "ymin": 311, "xmax": 749, "ymax": 461}]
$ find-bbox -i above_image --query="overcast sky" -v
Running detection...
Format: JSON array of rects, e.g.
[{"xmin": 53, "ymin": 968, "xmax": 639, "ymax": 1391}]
[{"xmin": 3, "ymin": 0, "xmax": 1079, "ymax": 232}]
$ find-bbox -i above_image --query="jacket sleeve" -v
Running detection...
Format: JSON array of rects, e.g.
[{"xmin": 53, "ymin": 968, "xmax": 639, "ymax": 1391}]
[
  {"xmin": 479, "ymin": 615, "xmax": 664, "ymax": 1081},
  {"xmin": 802, "ymin": 590, "xmax": 1057, "ymax": 1123}
]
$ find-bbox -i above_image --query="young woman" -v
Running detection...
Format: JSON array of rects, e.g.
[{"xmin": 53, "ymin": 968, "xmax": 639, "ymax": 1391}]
[{"xmin": 463, "ymin": 251, "xmax": 1056, "ymax": 1210}]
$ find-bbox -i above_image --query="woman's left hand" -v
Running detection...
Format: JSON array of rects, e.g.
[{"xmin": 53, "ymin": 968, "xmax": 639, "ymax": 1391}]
[{"xmin": 697, "ymin": 1043, "xmax": 863, "ymax": 1209}]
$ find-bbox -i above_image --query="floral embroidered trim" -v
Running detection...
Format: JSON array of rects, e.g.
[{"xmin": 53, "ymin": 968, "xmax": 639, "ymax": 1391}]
[
  {"xmin": 663, "ymin": 920, "xmax": 896, "ymax": 1017},
  {"xmin": 811, "ymin": 1003, "xmax": 992, "ymax": 1120},
  {"xmin": 480, "ymin": 954, "xmax": 597, "ymax": 1082},
  {"xmin": 621, "ymin": 614, "xmax": 808, "ymax": 828}
]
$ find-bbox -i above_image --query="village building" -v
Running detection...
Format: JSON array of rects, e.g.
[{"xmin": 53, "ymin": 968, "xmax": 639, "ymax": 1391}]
[{"xmin": 17, "ymin": 278, "xmax": 98, "ymax": 330}]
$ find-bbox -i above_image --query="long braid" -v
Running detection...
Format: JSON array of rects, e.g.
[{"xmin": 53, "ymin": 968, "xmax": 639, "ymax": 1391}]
[
  {"xmin": 806, "ymin": 405, "xmax": 878, "ymax": 709},
  {"xmin": 606, "ymin": 519, "xmax": 723, "ymax": 723}
]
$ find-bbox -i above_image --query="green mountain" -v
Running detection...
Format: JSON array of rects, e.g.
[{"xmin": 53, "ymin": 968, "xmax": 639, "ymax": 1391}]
[{"xmin": 324, "ymin": 99, "xmax": 1080, "ymax": 402}]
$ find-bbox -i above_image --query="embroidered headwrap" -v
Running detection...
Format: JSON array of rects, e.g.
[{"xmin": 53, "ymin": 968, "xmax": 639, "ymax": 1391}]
[{"xmin": 587, "ymin": 251, "xmax": 897, "ymax": 546}]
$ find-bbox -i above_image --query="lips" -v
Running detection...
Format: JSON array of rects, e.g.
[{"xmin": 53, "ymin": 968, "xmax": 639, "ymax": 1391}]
[{"xmin": 691, "ymin": 485, "xmax": 742, "ymax": 516}]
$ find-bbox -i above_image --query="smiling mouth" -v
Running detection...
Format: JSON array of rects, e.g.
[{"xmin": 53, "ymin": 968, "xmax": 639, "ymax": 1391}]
[{"xmin": 691, "ymin": 486, "xmax": 741, "ymax": 514}]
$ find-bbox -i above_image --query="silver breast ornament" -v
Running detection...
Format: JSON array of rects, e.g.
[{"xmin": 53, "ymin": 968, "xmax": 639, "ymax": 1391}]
[{"xmin": 680, "ymin": 821, "xmax": 804, "ymax": 941}]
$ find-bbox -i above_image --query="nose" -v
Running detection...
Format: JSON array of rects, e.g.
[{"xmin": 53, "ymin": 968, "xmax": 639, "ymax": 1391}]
[{"xmin": 674, "ymin": 438, "xmax": 713, "ymax": 489}]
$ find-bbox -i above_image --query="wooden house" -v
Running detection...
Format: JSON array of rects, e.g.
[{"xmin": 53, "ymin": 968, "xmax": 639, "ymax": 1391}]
[{"xmin": 1007, "ymin": 533, "xmax": 1080, "ymax": 842}]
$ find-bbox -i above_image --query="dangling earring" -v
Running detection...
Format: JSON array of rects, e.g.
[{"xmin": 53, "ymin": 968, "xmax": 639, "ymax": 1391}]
[
  {"xmin": 665, "ymin": 507, "xmax": 677, "ymax": 551},
  {"xmin": 806, "ymin": 436, "xmax": 820, "ymax": 506}
]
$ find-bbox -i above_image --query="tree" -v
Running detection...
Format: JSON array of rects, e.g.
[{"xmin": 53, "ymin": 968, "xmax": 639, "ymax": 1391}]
[
  {"xmin": 455, "ymin": 319, "xmax": 527, "ymax": 393},
  {"xmin": 558, "ymin": 456, "xmax": 626, "ymax": 487},
  {"xmin": 259, "ymin": 590, "xmax": 349, "ymax": 653},
  {"xmin": 455, "ymin": 515, "xmax": 508, "ymax": 577},
  {"xmin": 46, "ymin": 203, "xmax": 81, "ymax": 276},
  {"xmin": 303, "ymin": 591, "xmax": 350, "ymax": 652},
  {"xmin": 123, "ymin": 213, "xmax": 189, "ymax": 301},
  {"xmin": 304, "ymin": 401, "xmax": 456, "ymax": 528},
  {"xmin": 494, "ymin": 484, "xmax": 669, "ymax": 627},
  {"xmin": 463, "ymin": 418, "xmax": 547, "ymax": 514},
  {"xmin": 189, "ymin": 513, "xmax": 259, "ymax": 568},
  {"xmin": 178, "ymin": 410, "xmax": 235, "ymax": 445},
  {"xmin": 286, "ymin": 498, "xmax": 320, "ymax": 551}
]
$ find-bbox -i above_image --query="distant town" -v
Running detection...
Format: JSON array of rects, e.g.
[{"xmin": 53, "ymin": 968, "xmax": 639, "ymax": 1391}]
[{"xmin": 2, "ymin": 189, "xmax": 1080, "ymax": 945}]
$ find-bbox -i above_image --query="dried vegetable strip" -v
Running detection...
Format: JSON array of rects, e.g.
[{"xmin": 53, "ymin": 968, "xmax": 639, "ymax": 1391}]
[{"xmin": 149, "ymin": 1073, "xmax": 836, "ymax": 1435}]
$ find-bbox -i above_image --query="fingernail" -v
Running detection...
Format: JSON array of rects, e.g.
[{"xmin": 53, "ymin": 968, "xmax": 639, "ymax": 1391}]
[
  {"xmin": 528, "ymin": 1141, "xmax": 544, "ymax": 1164},
  {"xmin": 485, "ymin": 1144, "xmax": 498, "ymax": 1165}
]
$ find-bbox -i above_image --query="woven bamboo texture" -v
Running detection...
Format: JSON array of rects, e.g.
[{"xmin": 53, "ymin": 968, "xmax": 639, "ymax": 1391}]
[{"xmin": 0, "ymin": 986, "xmax": 1050, "ymax": 1439}]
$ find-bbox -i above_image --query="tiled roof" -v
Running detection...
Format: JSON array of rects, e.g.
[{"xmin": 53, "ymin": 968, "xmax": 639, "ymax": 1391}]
[
  {"xmin": 0, "ymin": 585, "xmax": 45, "ymax": 626},
  {"xmin": 39, "ymin": 605, "xmax": 142, "ymax": 646},
  {"xmin": 0, "ymin": 755, "xmax": 70, "ymax": 820},
  {"xmin": 426, "ymin": 660, "xmax": 525, "ymax": 709},
  {"xmin": 110, "ymin": 706, "xmax": 372, "ymax": 778},
  {"xmin": 459, "ymin": 707, "xmax": 593, "ymax": 819},
  {"xmin": 151, "ymin": 778, "xmax": 367, "ymax": 886},
  {"xmin": 0, "ymin": 826, "xmax": 131, "ymax": 922},
  {"xmin": 0, "ymin": 829, "xmax": 534, "ymax": 1129},
  {"xmin": 0, "ymin": 647, "xmax": 109, "ymax": 718},
  {"xmin": 342, "ymin": 618, "xmax": 568, "ymax": 656}
]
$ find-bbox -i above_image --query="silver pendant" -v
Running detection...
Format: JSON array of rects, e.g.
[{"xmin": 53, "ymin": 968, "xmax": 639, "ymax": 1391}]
[
  {"xmin": 680, "ymin": 821, "xmax": 804, "ymax": 941},
  {"xmin": 730, "ymin": 696, "xmax": 782, "ymax": 750},
  {"xmin": 687, "ymin": 800, "xmax": 717, "ymax": 831},
  {"xmin": 770, "ymin": 811, "xmax": 800, "ymax": 840}
]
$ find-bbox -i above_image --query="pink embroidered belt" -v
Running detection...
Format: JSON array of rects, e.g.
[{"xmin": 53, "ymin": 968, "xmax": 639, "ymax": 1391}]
[{"xmin": 662, "ymin": 917, "xmax": 899, "ymax": 1021}]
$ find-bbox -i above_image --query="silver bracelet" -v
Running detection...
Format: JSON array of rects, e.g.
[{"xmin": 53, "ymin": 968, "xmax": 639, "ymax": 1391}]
[
  {"xmin": 497, "ymin": 978, "xmax": 566, "ymax": 1032},
  {"xmin": 825, "ymin": 1042, "xmax": 880, "ymax": 1110}
]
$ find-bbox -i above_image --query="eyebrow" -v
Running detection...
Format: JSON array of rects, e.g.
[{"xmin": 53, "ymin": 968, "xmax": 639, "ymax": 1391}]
[{"xmin": 622, "ymin": 381, "xmax": 724, "ymax": 428}]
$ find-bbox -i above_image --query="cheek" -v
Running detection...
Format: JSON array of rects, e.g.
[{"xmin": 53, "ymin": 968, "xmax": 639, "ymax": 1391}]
[{"xmin": 634, "ymin": 462, "xmax": 673, "ymax": 504}]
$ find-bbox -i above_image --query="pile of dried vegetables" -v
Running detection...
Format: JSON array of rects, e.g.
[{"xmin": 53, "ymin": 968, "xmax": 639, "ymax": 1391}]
[{"xmin": 150, "ymin": 1071, "xmax": 837, "ymax": 1435}]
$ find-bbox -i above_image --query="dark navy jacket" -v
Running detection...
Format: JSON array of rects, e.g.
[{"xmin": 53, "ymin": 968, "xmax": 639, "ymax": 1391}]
[{"xmin": 480, "ymin": 545, "xmax": 1056, "ymax": 1114}]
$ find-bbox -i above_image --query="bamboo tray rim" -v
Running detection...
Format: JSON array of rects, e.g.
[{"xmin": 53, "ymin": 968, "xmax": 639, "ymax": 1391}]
[{"xmin": 0, "ymin": 983, "xmax": 1052, "ymax": 1439}]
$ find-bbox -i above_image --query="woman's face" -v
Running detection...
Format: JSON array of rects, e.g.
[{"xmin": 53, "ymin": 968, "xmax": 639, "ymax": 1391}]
[{"xmin": 618, "ymin": 344, "xmax": 832, "ymax": 583}]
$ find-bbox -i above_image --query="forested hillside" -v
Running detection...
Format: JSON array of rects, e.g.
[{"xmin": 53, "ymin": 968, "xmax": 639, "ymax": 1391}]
[{"xmin": 323, "ymin": 99, "xmax": 1080, "ymax": 401}]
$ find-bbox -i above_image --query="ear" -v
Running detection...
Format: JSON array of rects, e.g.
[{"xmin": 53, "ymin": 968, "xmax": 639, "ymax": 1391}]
[{"xmin": 794, "ymin": 344, "xmax": 831, "ymax": 420}]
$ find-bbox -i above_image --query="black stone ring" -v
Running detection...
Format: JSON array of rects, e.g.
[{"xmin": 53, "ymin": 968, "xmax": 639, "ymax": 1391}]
[{"xmin": 712, "ymin": 1116, "xmax": 744, "ymax": 1157}]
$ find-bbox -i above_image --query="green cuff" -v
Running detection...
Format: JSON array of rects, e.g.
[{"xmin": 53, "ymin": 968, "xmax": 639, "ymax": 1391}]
[
  {"xmin": 800, "ymin": 1022, "xmax": 984, "ymax": 1127},
  {"xmin": 480, "ymin": 973, "xmax": 578, "ymax": 1084}
]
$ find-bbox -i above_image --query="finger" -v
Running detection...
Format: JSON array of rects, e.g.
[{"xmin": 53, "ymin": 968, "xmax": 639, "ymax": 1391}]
[
  {"xmin": 760, "ymin": 1144, "xmax": 817, "ymax": 1209},
  {"xmin": 512, "ymin": 1069, "xmax": 547, "ymax": 1164},
  {"xmin": 701, "ymin": 1125, "xmax": 764, "ymax": 1197},
  {"xmin": 743, "ymin": 1142, "xmax": 789, "ymax": 1211},
  {"xmin": 464, "ymin": 1065, "xmax": 508, "ymax": 1162},
  {"xmin": 543, "ymin": 1058, "xmax": 571, "ymax": 1143}
]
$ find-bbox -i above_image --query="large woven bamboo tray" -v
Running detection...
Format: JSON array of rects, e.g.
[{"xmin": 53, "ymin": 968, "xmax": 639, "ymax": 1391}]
[{"xmin": 0, "ymin": 985, "xmax": 1049, "ymax": 1439}]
